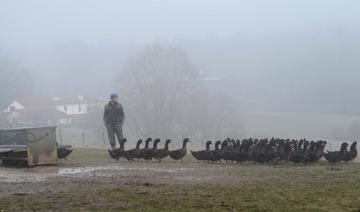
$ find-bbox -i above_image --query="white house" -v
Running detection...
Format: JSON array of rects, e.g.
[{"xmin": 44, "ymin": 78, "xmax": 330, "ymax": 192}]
[{"xmin": 2, "ymin": 95, "xmax": 103, "ymax": 127}]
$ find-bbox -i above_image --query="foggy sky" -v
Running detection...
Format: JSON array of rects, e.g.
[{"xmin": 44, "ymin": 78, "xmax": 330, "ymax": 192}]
[
  {"xmin": 1, "ymin": 0, "xmax": 360, "ymax": 114},
  {"xmin": 1, "ymin": 0, "xmax": 359, "ymax": 46}
]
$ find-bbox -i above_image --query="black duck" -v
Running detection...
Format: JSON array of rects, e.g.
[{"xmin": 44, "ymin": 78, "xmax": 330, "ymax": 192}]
[
  {"xmin": 57, "ymin": 144, "xmax": 73, "ymax": 160},
  {"xmin": 208, "ymin": 141, "xmax": 222, "ymax": 162},
  {"xmin": 139, "ymin": 137, "xmax": 152, "ymax": 160},
  {"xmin": 145, "ymin": 138, "xmax": 160, "ymax": 160},
  {"xmin": 123, "ymin": 139, "xmax": 143, "ymax": 160},
  {"xmin": 108, "ymin": 138, "xmax": 127, "ymax": 160},
  {"xmin": 169, "ymin": 138, "xmax": 190, "ymax": 162},
  {"xmin": 324, "ymin": 142, "xmax": 348, "ymax": 166},
  {"xmin": 191, "ymin": 140, "xmax": 212, "ymax": 161},
  {"xmin": 153, "ymin": 139, "xmax": 171, "ymax": 162},
  {"xmin": 343, "ymin": 141, "xmax": 357, "ymax": 162}
]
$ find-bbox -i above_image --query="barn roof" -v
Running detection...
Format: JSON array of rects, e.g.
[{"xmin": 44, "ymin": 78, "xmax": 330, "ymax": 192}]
[
  {"xmin": 11, "ymin": 95, "xmax": 100, "ymax": 108},
  {"xmin": 16, "ymin": 107, "xmax": 68, "ymax": 120}
]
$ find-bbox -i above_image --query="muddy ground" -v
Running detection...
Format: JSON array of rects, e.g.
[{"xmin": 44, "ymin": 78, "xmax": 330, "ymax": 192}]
[
  {"xmin": 0, "ymin": 159, "xmax": 300, "ymax": 197},
  {"xmin": 0, "ymin": 148, "xmax": 360, "ymax": 211}
]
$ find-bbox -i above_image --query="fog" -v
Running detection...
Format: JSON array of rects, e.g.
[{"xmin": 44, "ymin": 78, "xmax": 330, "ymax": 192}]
[{"xmin": 1, "ymin": 0, "xmax": 360, "ymax": 144}]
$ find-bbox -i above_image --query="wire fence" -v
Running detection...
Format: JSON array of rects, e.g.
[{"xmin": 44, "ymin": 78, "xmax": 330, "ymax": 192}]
[{"xmin": 57, "ymin": 127, "xmax": 108, "ymax": 147}]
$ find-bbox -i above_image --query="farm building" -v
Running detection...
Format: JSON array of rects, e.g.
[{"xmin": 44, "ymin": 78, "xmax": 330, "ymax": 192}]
[{"xmin": 2, "ymin": 95, "xmax": 103, "ymax": 127}]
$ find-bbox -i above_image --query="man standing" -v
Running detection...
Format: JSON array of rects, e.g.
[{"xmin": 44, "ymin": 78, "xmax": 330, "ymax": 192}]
[{"xmin": 103, "ymin": 93, "xmax": 125, "ymax": 149}]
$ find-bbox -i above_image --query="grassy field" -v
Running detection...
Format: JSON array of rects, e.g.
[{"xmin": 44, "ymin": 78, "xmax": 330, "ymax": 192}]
[{"xmin": 1, "ymin": 148, "xmax": 360, "ymax": 212}]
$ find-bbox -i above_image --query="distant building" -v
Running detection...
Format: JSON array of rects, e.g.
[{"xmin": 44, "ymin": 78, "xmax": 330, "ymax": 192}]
[
  {"xmin": 2, "ymin": 95, "xmax": 103, "ymax": 127},
  {"xmin": 0, "ymin": 113, "xmax": 7, "ymax": 128}
]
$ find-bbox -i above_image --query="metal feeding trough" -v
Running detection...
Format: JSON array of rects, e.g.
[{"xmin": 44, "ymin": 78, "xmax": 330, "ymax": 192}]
[{"xmin": 0, "ymin": 126, "xmax": 58, "ymax": 166}]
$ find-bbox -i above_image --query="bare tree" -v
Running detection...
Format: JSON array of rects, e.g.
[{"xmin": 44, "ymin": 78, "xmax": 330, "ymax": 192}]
[
  {"xmin": 116, "ymin": 45, "xmax": 200, "ymax": 139},
  {"xmin": 116, "ymin": 45, "xmax": 244, "ymax": 147}
]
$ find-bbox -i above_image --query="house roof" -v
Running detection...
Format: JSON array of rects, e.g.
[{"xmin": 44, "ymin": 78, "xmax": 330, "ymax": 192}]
[
  {"xmin": 11, "ymin": 95, "xmax": 101, "ymax": 108},
  {"xmin": 14, "ymin": 107, "xmax": 68, "ymax": 121}
]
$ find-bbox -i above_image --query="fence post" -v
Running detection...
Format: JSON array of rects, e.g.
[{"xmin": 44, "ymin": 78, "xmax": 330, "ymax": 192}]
[
  {"xmin": 82, "ymin": 128, "xmax": 85, "ymax": 146},
  {"xmin": 59, "ymin": 128, "xmax": 63, "ymax": 145},
  {"xmin": 102, "ymin": 132, "xmax": 106, "ymax": 145}
]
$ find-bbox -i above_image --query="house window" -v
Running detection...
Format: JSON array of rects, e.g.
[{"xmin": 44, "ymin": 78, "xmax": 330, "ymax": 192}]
[
  {"xmin": 64, "ymin": 105, "xmax": 67, "ymax": 112},
  {"xmin": 9, "ymin": 106, "xmax": 16, "ymax": 112},
  {"xmin": 79, "ymin": 105, "xmax": 82, "ymax": 112}
]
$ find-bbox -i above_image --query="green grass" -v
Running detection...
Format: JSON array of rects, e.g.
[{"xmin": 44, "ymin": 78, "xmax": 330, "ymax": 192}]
[
  {"xmin": 1, "ymin": 174, "xmax": 360, "ymax": 212},
  {"xmin": 1, "ymin": 148, "xmax": 360, "ymax": 211},
  {"xmin": 66, "ymin": 147, "xmax": 112, "ymax": 163}
]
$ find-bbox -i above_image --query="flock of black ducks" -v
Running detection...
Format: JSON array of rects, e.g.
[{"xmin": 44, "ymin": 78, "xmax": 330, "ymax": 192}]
[
  {"xmin": 108, "ymin": 138, "xmax": 190, "ymax": 162},
  {"xmin": 108, "ymin": 137, "xmax": 358, "ymax": 166},
  {"xmin": 191, "ymin": 138, "xmax": 358, "ymax": 166}
]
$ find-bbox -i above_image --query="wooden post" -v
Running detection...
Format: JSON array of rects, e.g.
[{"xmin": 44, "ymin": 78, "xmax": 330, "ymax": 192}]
[
  {"xmin": 82, "ymin": 128, "xmax": 85, "ymax": 146},
  {"xmin": 102, "ymin": 132, "xmax": 106, "ymax": 145},
  {"xmin": 59, "ymin": 128, "xmax": 63, "ymax": 145}
]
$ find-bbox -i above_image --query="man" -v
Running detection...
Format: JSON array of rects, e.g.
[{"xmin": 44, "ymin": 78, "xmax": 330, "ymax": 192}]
[{"xmin": 103, "ymin": 93, "xmax": 125, "ymax": 149}]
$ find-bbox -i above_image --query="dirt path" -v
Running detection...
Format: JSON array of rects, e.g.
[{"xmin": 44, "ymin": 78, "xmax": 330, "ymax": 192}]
[{"xmin": 0, "ymin": 161, "xmax": 239, "ymax": 196}]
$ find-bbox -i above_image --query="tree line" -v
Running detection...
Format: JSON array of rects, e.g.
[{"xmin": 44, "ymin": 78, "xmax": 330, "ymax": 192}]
[{"xmin": 0, "ymin": 57, "xmax": 33, "ymax": 109}]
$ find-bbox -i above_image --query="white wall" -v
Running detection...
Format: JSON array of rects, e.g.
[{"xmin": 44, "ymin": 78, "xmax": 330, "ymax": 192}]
[
  {"xmin": 3, "ymin": 101, "xmax": 25, "ymax": 112},
  {"xmin": 56, "ymin": 104, "xmax": 88, "ymax": 115}
]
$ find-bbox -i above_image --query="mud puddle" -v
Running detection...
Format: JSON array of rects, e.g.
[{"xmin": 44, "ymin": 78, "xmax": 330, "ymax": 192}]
[
  {"xmin": 0, "ymin": 164, "xmax": 195, "ymax": 183},
  {"xmin": 57, "ymin": 166, "xmax": 191, "ymax": 175}
]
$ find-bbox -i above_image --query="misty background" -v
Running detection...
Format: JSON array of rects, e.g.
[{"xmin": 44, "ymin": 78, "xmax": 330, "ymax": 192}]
[{"xmin": 1, "ymin": 0, "xmax": 360, "ymax": 147}]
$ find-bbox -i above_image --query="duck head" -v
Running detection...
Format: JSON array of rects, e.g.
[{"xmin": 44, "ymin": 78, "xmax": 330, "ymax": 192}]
[
  {"xmin": 340, "ymin": 142, "xmax": 349, "ymax": 153},
  {"xmin": 316, "ymin": 141, "xmax": 326, "ymax": 152},
  {"xmin": 145, "ymin": 137, "xmax": 152, "ymax": 148},
  {"xmin": 152, "ymin": 138, "xmax": 161, "ymax": 149},
  {"xmin": 297, "ymin": 140, "xmax": 304, "ymax": 149},
  {"xmin": 183, "ymin": 138, "xmax": 190, "ymax": 147},
  {"xmin": 215, "ymin": 141, "xmax": 221, "ymax": 150},
  {"xmin": 269, "ymin": 138, "xmax": 276, "ymax": 146},
  {"xmin": 351, "ymin": 141, "xmax": 357, "ymax": 150},
  {"xmin": 308, "ymin": 141, "xmax": 316, "ymax": 151},
  {"xmin": 264, "ymin": 138, "xmax": 269, "ymax": 144},
  {"xmin": 154, "ymin": 138, "xmax": 161, "ymax": 147},
  {"xmin": 206, "ymin": 140, "xmax": 212, "ymax": 150},
  {"xmin": 251, "ymin": 140, "xmax": 257, "ymax": 146},
  {"xmin": 136, "ymin": 139, "xmax": 143, "ymax": 146},
  {"xmin": 154, "ymin": 138, "xmax": 161, "ymax": 144},
  {"xmin": 221, "ymin": 140, "xmax": 228, "ymax": 149},
  {"xmin": 164, "ymin": 139, "xmax": 171, "ymax": 150},
  {"xmin": 165, "ymin": 139, "xmax": 172, "ymax": 145},
  {"xmin": 136, "ymin": 139, "xmax": 143, "ymax": 148},
  {"xmin": 303, "ymin": 140, "xmax": 310, "ymax": 149}
]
